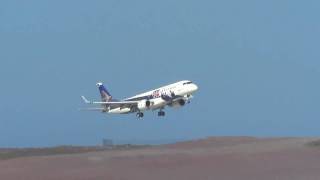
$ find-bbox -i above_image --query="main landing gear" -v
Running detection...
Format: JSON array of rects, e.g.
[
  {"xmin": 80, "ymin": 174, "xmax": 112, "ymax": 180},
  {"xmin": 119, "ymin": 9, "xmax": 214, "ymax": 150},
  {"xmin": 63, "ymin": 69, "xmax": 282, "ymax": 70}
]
[
  {"xmin": 136, "ymin": 110, "xmax": 165, "ymax": 118},
  {"xmin": 136, "ymin": 112, "xmax": 144, "ymax": 118},
  {"xmin": 158, "ymin": 110, "xmax": 165, "ymax": 117}
]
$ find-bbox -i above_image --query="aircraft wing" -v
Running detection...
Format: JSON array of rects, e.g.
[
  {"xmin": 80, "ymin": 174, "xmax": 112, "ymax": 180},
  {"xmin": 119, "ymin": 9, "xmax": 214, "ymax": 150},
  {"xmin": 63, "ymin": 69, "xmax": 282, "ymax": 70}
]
[
  {"xmin": 81, "ymin": 96, "xmax": 139, "ymax": 105},
  {"xmin": 79, "ymin": 107, "xmax": 105, "ymax": 111}
]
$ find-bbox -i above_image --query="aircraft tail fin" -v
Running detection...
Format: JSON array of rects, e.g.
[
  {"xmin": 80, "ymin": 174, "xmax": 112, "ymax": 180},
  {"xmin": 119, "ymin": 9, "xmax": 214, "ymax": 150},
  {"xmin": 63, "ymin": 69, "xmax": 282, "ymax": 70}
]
[{"xmin": 96, "ymin": 82, "xmax": 112, "ymax": 102}]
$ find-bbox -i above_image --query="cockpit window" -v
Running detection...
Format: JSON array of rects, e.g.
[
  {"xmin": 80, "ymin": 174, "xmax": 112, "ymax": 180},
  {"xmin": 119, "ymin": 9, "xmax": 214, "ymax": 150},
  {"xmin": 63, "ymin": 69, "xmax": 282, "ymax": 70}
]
[{"xmin": 183, "ymin": 81, "xmax": 193, "ymax": 85}]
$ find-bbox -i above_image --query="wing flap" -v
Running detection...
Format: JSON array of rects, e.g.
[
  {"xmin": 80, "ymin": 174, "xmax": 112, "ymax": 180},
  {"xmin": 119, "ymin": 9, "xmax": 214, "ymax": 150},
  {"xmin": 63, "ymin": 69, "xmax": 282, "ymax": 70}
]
[
  {"xmin": 91, "ymin": 101, "xmax": 138, "ymax": 105},
  {"xmin": 79, "ymin": 107, "xmax": 105, "ymax": 111},
  {"xmin": 81, "ymin": 96, "xmax": 138, "ymax": 105}
]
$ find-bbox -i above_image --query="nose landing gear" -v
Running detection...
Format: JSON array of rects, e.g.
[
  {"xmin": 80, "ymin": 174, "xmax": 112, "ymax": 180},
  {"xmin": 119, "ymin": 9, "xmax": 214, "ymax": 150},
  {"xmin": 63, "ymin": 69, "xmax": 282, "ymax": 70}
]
[
  {"xmin": 158, "ymin": 111, "xmax": 165, "ymax": 117},
  {"xmin": 136, "ymin": 112, "xmax": 144, "ymax": 118}
]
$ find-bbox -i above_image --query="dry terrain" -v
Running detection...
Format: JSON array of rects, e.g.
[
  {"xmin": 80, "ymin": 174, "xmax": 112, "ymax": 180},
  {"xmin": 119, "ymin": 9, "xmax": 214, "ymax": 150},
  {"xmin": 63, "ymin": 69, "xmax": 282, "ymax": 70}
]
[{"xmin": 1, "ymin": 137, "xmax": 320, "ymax": 180}]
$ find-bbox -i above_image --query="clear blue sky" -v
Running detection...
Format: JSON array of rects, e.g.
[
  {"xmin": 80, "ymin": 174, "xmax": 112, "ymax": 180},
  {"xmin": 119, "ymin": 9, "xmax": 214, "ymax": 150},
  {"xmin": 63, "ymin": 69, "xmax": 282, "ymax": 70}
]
[{"xmin": 0, "ymin": 0, "xmax": 319, "ymax": 147}]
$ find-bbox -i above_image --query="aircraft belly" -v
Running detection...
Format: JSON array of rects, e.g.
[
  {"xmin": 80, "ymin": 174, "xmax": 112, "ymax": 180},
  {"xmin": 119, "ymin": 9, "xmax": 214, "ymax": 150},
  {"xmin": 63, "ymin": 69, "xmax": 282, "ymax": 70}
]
[
  {"xmin": 108, "ymin": 107, "xmax": 131, "ymax": 114},
  {"xmin": 151, "ymin": 101, "xmax": 167, "ymax": 110}
]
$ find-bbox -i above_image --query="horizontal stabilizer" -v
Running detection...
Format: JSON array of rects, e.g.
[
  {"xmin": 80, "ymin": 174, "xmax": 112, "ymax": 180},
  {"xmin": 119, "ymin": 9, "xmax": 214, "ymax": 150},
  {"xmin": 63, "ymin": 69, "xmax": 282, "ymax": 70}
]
[{"xmin": 81, "ymin": 96, "xmax": 91, "ymax": 104}]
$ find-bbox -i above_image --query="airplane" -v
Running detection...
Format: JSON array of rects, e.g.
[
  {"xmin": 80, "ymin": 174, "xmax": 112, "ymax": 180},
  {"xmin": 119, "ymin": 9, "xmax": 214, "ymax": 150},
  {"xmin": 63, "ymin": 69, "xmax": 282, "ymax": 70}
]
[{"xmin": 81, "ymin": 80, "xmax": 198, "ymax": 118}]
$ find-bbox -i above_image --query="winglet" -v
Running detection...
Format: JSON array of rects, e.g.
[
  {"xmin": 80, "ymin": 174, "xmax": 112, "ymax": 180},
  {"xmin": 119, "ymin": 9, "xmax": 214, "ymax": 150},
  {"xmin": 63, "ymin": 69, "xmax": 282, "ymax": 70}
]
[{"xmin": 81, "ymin": 96, "xmax": 91, "ymax": 104}]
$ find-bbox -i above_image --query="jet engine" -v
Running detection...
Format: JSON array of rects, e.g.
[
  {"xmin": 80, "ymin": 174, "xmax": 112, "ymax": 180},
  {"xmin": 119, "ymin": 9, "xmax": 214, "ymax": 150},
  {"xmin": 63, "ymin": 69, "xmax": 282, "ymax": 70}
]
[
  {"xmin": 169, "ymin": 99, "xmax": 186, "ymax": 108},
  {"xmin": 137, "ymin": 100, "xmax": 151, "ymax": 111}
]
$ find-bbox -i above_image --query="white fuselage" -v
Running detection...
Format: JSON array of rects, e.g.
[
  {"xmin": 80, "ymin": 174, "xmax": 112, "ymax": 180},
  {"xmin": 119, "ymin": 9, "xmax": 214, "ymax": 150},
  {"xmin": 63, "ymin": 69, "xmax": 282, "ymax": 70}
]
[{"xmin": 107, "ymin": 80, "xmax": 198, "ymax": 114}]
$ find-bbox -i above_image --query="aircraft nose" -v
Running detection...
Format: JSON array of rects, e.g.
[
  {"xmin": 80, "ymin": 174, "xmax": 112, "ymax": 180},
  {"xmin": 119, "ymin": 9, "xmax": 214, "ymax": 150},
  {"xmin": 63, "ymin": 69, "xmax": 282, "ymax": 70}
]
[{"xmin": 192, "ymin": 84, "xmax": 198, "ymax": 92}]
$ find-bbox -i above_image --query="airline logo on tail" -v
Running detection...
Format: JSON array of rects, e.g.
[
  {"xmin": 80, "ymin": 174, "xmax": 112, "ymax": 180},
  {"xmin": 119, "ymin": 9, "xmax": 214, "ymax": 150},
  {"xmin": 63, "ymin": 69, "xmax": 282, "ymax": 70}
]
[{"xmin": 96, "ymin": 82, "xmax": 112, "ymax": 102}]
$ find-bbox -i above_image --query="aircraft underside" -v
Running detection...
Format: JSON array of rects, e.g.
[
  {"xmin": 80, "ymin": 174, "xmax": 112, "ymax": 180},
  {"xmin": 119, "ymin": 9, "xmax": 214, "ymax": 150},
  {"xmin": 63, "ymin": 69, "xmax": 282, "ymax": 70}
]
[{"xmin": 80, "ymin": 80, "xmax": 198, "ymax": 118}]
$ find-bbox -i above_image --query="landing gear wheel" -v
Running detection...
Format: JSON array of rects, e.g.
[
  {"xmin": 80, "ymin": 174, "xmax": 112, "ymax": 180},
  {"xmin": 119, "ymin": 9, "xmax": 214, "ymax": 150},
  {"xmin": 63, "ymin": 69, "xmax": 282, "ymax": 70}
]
[
  {"xmin": 158, "ymin": 111, "xmax": 165, "ymax": 116},
  {"xmin": 136, "ymin": 112, "xmax": 144, "ymax": 118}
]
